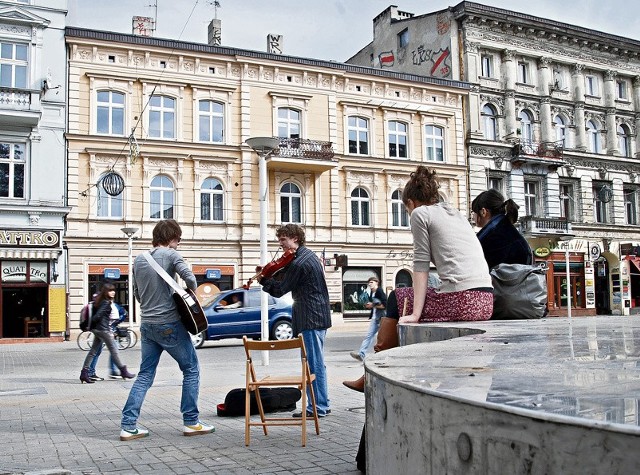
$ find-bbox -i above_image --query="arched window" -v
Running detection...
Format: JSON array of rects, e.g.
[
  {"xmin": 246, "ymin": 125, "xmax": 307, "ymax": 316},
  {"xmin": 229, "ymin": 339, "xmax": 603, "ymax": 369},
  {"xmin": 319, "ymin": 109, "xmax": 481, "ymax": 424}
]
[
  {"xmin": 97, "ymin": 172, "xmax": 123, "ymax": 218},
  {"xmin": 587, "ymin": 120, "xmax": 601, "ymax": 153},
  {"xmin": 425, "ymin": 125, "xmax": 444, "ymax": 161},
  {"xmin": 198, "ymin": 100, "xmax": 224, "ymax": 143},
  {"xmin": 482, "ymin": 104, "xmax": 498, "ymax": 141},
  {"xmin": 519, "ymin": 109, "xmax": 533, "ymax": 143},
  {"xmin": 350, "ymin": 187, "xmax": 370, "ymax": 226},
  {"xmin": 280, "ymin": 182, "xmax": 302, "ymax": 223},
  {"xmin": 149, "ymin": 95, "xmax": 176, "ymax": 139},
  {"xmin": 348, "ymin": 116, "xmax": 369, "ymax": 155},
  {"xmin": 278, "ymin": 108, "xmax": 301, "ymax": 138},
  {"xmin": 388, "ymin": 120, "xmax": 408, "ymax": 158},
  {"xmin": 618, "ymin": 124, "xmax": 631, "ymax": 158},
  {"xmin": 554, "ymin": 115, "xmax": 566, "ymax": 147},
  {"xmin": 96, "ymin": 91, "xmax": 125, "ymax": 135},
  {"xmin": 150, "ymin": 175, "xmax": 174, "ymax": 219},
  {"xmin": 201, "ymin": 178, "xmax": 224, "ymax": 222},
  {"xmin": 391, "ymin": 189, "xmax": 409, "ymax": 227},
  {"xmin": 395, "ymin": 269, "xmax": 413, "ymax": 288}
]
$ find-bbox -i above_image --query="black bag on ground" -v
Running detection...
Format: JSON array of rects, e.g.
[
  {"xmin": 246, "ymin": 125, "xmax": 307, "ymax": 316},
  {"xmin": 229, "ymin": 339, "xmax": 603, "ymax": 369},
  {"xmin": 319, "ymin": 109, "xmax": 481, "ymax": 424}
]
[
  {"xmin": 490, "ymin": 263, "xmax": 547, "ymax": 319},
  {"xmin": 217, "ymin": 387, "xmax": 301, "ymax": 417}
]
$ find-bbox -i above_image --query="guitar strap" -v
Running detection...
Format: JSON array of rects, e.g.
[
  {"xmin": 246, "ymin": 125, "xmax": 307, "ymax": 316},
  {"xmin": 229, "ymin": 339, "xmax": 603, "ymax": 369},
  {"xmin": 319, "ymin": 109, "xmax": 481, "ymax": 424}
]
[{"xmin": 142, "ymin": 251, "xmax": 195, "ymax": 306}]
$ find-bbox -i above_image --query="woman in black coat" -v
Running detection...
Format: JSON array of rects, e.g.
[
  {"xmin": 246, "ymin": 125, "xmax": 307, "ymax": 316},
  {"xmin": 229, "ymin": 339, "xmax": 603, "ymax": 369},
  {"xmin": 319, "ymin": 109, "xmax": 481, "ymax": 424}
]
[{"xmin": 471, "ymin": 189, "xmax": 533, "ymax": 269}]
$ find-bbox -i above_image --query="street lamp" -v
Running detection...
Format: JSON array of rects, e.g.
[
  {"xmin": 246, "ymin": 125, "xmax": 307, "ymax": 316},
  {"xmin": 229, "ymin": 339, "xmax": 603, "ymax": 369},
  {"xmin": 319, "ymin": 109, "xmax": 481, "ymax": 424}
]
[
  {"xmin": 246, "ymin": 137, "xmax": 280, "ymax": 366},
  {"xmin": 121, "ymin": 226, "xmax": 139, "ymax": 329}
]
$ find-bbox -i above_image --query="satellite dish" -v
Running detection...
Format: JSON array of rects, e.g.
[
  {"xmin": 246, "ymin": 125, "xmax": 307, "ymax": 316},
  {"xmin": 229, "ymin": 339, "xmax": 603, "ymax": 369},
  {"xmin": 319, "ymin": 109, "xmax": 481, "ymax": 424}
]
[{"xmin": 598, "ymin": 185, "xmax": 613, "ymax": 203}]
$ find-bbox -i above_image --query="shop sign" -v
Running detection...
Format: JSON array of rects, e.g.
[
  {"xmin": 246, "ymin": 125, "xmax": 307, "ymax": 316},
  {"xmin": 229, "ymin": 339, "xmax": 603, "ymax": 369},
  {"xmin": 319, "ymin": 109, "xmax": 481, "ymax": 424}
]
[
  {"xmin": 206, "ymin": 269, "xmax": 221, "ymax": 279},
  {"xmin": 590, "ymin": 245, "xmax": 601, "ymax": 261},
  {"xmin": 0, "ymin": 229, "xmax": 60, "ymax": 247},
  {"xmin": 1, "ymin": 261, "xmax": 48, "ymax": 282},
  {"xmin": 534, "ymin": 247, "xmax": 551, "ymax": 258},
  {"xmin": 104, "ymin": 268, "xmax": 121, "ymax": 279}
]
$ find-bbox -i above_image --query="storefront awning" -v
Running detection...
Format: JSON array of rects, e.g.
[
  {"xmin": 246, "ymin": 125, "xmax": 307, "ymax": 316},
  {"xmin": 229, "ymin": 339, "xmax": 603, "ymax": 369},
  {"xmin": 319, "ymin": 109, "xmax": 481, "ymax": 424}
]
[
  {"xmin": 342, "ymin": 269, "xmax": 378, "ymax": 282},
  {"xmin": 626, "ymin": 256, "xmax": 640, "ymax": 274},
  {"xmin": 0, "ymin": 248, "xmax": 61, "ymax": 260}
]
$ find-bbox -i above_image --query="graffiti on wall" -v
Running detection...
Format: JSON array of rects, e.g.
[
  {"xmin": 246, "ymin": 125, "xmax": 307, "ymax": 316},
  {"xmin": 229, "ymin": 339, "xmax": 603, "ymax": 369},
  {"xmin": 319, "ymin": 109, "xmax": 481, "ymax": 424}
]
[
  {"xmin": 411, "ymin": 46, "xmax": 451, "ymax": 78},
  {"xmin": 378, "ymin": 51, "xmax": 395, "ymax": 67}
]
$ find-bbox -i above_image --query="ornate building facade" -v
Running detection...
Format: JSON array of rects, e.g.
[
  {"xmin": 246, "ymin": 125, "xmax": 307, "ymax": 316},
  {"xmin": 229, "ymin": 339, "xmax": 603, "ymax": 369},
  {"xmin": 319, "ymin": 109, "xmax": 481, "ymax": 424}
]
[
  {"xmin": 65, "ymin": 27, "xmax": 469, "ymax": 325},
  {"xmin": 348, "ymin": 2, "xmax": 640, "ymax": 315}
]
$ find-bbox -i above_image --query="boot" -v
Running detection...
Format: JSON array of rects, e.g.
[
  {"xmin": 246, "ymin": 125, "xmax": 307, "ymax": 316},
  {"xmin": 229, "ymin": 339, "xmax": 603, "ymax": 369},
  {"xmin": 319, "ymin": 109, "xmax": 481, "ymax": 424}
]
[
  {"xmin": 343, "ymin": 375, "xmax": 365, "ymax": 393},
  {"xmin": 79, "ymin": 368, "xmax": 94, "ymax": 384},
  {"xmin": 119, "ymin": 366, "xmax": 136, "ymax": 380}
]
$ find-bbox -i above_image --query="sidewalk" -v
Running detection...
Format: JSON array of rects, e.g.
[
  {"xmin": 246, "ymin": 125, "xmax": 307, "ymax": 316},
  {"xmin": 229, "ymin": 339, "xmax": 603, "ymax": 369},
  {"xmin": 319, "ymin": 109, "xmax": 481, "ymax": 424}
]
[{"xmin": 0, "ymin": 325, "xmax": 370, "ymax": 475}]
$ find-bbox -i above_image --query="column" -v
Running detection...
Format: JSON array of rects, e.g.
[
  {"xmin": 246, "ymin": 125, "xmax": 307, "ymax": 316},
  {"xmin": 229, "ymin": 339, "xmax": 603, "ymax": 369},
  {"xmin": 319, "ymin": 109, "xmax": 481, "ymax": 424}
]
[
  {"xmin": 633, "ymin": 76, "xmax": 640, "ymax": 158},
  {"xmin": 604, "ymin": 70, "xmax": 618, "ymax": 155},
  {"xmin": 502, "ymin": 50, "xmax": 517, "ymax": 136},
  {"xmin": 538, "ymin": 57, "xmax": 553, "ymax": 143},
  {"xmin": 572, "ymin": 64, "xmax": 587, "ymax": 151},
  {"xmin": 509, "ymin": 167, "xmax": 525, "ymax": 210},
  {"xmin": 546, "ymin": 169, "xmax": 561, "ymax": 217}
]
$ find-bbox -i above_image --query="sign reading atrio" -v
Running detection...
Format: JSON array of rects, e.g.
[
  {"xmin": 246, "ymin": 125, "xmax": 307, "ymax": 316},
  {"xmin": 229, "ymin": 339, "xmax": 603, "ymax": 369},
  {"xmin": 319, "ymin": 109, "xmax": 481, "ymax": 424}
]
[{"xmin": 0, "ymin": 229, "xmax": 61, "ymax": 247}]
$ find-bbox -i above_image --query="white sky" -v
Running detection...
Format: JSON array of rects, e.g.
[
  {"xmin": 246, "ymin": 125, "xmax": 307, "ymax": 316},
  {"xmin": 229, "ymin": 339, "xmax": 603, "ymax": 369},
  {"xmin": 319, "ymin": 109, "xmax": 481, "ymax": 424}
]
[{"xmin": 68, "ymin": 1, "xmax": 640, "ymax": 62}]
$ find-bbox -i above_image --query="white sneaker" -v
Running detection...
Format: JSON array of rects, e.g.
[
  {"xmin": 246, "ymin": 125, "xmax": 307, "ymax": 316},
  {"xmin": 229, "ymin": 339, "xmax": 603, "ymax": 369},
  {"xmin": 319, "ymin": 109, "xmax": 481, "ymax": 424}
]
[
  {"xmin": 183, "ymin": 421, "xmax": 215, "ymax": 436},
  {"xmin": 120, "ymin": 427, "xmax": 149, "ymax": 441}
]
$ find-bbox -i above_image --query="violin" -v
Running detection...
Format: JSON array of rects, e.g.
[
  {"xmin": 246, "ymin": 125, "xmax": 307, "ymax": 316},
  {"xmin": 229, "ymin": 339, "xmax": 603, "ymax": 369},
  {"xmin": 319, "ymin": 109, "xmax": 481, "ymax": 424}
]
[{"xmin": 243, "ymin": 248, "xmax": 296, "ymax": 289}]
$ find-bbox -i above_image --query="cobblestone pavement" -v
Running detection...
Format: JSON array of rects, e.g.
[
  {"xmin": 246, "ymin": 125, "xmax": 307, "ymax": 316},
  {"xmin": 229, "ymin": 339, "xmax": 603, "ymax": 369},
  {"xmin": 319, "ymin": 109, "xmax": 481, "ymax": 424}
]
[{"xmin": 0, "ymin": 322, "xmax": 370, "ymax": 475}]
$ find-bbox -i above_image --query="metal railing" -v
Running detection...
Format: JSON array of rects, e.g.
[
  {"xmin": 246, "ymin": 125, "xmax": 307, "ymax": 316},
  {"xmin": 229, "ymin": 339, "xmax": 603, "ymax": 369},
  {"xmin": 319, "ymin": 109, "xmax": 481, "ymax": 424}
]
[
  {"xmin": 512, "ymin": 140, "xmax": 563, "ymax": 160},
  {"xmin": 277, "ymin": 138, "xmax": 335, "ymax": 160}
]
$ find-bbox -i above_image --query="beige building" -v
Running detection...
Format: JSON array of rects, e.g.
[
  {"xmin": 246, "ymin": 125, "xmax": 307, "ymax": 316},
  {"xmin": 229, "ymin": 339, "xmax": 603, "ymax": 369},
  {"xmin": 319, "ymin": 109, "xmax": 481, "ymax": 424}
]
[
  {"xmin": 65, "ymin": 27, "xmax": 469, "ymax": 324},
  {"xmin": 348, "ymin": 2, "xmax": 640, "ymax": 316}
]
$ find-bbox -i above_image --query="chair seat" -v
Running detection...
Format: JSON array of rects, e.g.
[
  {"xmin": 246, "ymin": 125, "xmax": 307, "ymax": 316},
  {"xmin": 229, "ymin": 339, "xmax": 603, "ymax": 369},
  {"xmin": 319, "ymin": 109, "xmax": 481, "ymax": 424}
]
[{"xmin": 248, "ymin": 374, "xmax": 316, "ymax": 387}]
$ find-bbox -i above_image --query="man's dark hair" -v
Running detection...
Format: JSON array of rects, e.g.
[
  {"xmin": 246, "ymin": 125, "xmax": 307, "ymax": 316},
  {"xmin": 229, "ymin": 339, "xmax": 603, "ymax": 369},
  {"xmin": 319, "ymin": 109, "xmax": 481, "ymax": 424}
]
[
  {"xmin": 275, "ymin": 223, "xmax": 306, "ymax": 246},
  {"xmin": 368, "ymin": 277, "xmax": 379, "ymax": 283},
  {"xmin": 152, "ymin": 219, "xmax": 182, "ymax": 247}
]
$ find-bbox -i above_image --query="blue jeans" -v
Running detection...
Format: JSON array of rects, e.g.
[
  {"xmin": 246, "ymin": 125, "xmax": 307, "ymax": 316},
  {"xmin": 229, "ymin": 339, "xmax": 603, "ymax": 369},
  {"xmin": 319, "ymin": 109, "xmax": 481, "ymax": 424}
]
[
  {"xmin": 358, "ymin": 311, "xmax": 382, "ymax": 359},
  {"xmin": 88, "ymin": 342, "xmax": 118, "ymax": 376},
  {"xmin": 121, "ymin": 321, "xmax": 201, "ymax": 430},
  {"xmin": 301, "ymin": 329, "xmax": 330, "ymax": 415}
]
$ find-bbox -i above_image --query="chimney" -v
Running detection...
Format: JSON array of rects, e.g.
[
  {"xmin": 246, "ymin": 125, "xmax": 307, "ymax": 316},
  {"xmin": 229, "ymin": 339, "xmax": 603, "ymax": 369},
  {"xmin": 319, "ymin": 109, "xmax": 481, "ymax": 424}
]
[
  {"xmin": 208, "ymin": 19, "xmax": 221, "ymax": 46},
  {"xmin": 267, "ymin": 34, "xmax": 283, "ymax": 55}
]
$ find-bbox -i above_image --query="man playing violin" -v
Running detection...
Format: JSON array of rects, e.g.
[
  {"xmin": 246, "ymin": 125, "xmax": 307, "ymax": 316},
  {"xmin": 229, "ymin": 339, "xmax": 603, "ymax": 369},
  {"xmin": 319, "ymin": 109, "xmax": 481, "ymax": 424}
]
[{"xmin": 257, "ymin": 223, "xmax": 332, "ymax": 418}]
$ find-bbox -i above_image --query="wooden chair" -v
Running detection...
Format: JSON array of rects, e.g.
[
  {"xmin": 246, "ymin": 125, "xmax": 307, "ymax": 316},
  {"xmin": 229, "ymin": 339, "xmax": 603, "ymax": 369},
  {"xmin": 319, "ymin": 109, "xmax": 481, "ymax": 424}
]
[{"xmin": 243, "ymin": 335, "xmax": 320, "ymax": 446}]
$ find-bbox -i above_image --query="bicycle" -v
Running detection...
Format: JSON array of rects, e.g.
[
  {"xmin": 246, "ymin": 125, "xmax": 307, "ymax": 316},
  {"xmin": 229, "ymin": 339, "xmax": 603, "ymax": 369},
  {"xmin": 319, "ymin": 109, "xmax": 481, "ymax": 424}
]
[{"xmin": 76, "ymin": 325, "xmax": 138, "ymax": 351}]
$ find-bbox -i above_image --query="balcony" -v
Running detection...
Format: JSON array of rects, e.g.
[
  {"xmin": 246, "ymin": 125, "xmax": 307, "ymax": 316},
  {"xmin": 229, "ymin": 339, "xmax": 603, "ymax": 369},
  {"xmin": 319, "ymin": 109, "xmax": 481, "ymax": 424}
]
[
  {"xmin": 0, "ymin": 87, "xmax": 41, "ymax": 127},
  {"xmin": 518, "ymin": 215, "xmax": 573, "ymax": 238},
  {"xmin": 511, "ymin": 140, "xmax": 565, "ymax": 167},
  {"xmin": 266, "ymin": 138, "xmax": 338, "ymax": 173}
]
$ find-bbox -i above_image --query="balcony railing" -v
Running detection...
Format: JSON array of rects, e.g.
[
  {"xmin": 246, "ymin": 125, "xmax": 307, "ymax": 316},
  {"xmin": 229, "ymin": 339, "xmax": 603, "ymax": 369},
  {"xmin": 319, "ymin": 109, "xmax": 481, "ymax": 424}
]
[
  {"xmin": 512, "ymin": 140, "xmax": 564, "ymax": 165},
  {"xmin": 277, "ymin": 138, "xmax": 335, "ymax": 160},
  {"xmin": 0, "ymin": 87, "xmax": 33, "ymax": 110},
  {"xmin": 518, "ymin": 215, "xmax": 573, "ymax": 237}
]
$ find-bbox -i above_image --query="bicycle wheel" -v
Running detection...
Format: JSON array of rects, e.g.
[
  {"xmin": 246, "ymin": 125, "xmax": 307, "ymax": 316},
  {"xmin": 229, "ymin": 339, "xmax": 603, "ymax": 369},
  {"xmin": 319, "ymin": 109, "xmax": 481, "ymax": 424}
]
[
  {"xmin": 115, "ymin": 332, "xmax": 132, "ymax": 350},
  {"xmin": 127, "ymin": 329, "xmax": 138, "ymax": 348},
  {"xmin": 76, "ymin": 331, "xmax": 94, "ymax": 351}
]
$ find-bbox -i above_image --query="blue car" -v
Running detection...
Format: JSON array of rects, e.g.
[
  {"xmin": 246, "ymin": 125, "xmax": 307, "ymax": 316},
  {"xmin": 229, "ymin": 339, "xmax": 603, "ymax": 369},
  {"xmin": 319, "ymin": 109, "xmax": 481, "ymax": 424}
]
[{"xmin": 191, "ymin": 287, "xmax": 293, "ymax": 348}]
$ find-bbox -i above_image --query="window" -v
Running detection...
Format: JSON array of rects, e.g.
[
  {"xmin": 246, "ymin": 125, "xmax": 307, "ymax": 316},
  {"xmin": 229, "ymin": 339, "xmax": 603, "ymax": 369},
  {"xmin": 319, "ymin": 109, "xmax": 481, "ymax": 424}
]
[
  {"xmin": 554, "ymin": 115, "xmax": 566, "ymax": 147},
  {"xmin": 517, "ymin": 62, "xmax": 529, "ymax": 84},
  {"xmin": 519, "ymin": 110, "xmax": 533, "ymax": 143},
  {"xmin": 585, "ymin": 75, "xmax": 598, "ymax": 96},
  {"xmin": 488, "ymin": 176, "xmax": 504, "ymax": 194},
  {"xmin": 200, "ymin": 178, "xmax": 224, "ymax": 222},
  {"xmin": 150, "ymin": 175, "xmax": 174, "ymax": 219},
  {"xmin": 391, "ymin": 189, "xmax": 409, "ymax": 227},
  {"xmin": 624, "ymin": 187, "xmax": 637, "ymax": 225},
  {"xmin": 96, "ymin": 91, "xmax": 125, "ymax": 135},
  {"xmin": 593, "ymin": 184, "xmax": 611, "ymax": 223},
  {"xmin": 587, "ymin": 120, "xmax": 601, "ymax": 153},
  {"xmin": 198, "ymin": 100, "xmax": 224, "ymax": 143},
  {"xmin": 523, "ymin": 181, "xmax": 538, "ymax": 216},
  {"xmin": 280, "ymin": 182, "xmax": 302, "ymax": 223},
  {"xmin": 149, "ymin": 95, "xmax": 175, "ymax": 139},
  {"xmin": 552, "ymin": 69, "xmax": 564, "ymax": 90},
  {"xmin": 425, "ymin": 125, "xmax": 444, "ymax": 161},
  {"xmin": 398, "ymin": 29, "xmax": 409, "ymax": 48},
  {"xmin": 350, "ymin": 187, "xmax": 370, "ymax": 226},
  {"xmin": 97, "ymin": 173, "xmax": 123, "ymax": 218},
  {"xmin": 617, "ymin": 80, "xmax": 628, "ymax": 100},
  {"xmin": 0, "ymin": 42, "xmax": 27, "ymax": 88},
  {"xmin": 348, "ymin": 116, "xmax": 369, "ymax": 155},
  {"xmin": 481, "ymin": 55, "xmax": 493, "ymax": 78},
  {"xmin": 278, "ymin": 107, "xmax": 301, "ymax": 139},
  {"xmin": 388, "ymin": 121, "xmax": 407, "ymax": 158},
  {"xmin": 0, "ymin": 143, "xmax": 24, "ymax": 198},
  {"xmin": 618, "ymin": 124, "xmax": 631, "ymax": 158},
  {"xmin": 482, "ymin": 104, "xmax": 498, "ymax": 141},
  {"xmin": 560, "ymin": 183, "xmax": 574, "ymax": 221}
]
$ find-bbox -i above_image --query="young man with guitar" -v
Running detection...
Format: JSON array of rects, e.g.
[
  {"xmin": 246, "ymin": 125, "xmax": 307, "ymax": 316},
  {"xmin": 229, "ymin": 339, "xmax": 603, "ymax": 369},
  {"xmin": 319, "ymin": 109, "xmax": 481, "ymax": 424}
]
[{"xmin": 120, "ymin": 219, "xmax": 214, "ymax": 441}]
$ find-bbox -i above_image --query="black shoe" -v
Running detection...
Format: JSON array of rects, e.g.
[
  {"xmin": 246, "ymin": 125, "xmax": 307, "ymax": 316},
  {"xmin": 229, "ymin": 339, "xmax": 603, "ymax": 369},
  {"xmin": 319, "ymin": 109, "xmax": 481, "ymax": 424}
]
[{"xmin": 292, "ymin": 409, "xmax": 331, "ymax": 418}]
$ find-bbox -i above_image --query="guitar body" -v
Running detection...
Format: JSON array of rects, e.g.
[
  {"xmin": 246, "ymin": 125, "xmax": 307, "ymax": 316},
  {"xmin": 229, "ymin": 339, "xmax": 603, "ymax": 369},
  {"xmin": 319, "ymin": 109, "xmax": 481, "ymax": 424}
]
[{"xmin": 173, "ymin": 288, "xmax": 207, "ymax": 335}]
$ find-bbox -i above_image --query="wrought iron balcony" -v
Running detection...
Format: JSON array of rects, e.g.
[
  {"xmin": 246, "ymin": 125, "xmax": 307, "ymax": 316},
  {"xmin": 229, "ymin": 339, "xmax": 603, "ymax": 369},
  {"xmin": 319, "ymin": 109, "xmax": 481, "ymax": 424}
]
[
  {"xmin": 267, "ymin": 138, "xmax": 337, "ymax": 172},
  {"xmin": 518, "ymin": 215, "xmax": 573, "ymax": 238},
  {"xmin": 512, "ymin": 140, "xmax": 565, "ymax": 166}
]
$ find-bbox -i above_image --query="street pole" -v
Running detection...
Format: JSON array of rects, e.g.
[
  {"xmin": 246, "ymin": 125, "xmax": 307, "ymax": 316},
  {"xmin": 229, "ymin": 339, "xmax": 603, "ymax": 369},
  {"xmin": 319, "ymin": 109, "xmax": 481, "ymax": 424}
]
[
  {"xmin": 246, "ymin": 137, "xmax": 280, "ymax": 366},
  {"xmin": 121, "ymin": 227, "xmax": 139, "ymax": 328}
]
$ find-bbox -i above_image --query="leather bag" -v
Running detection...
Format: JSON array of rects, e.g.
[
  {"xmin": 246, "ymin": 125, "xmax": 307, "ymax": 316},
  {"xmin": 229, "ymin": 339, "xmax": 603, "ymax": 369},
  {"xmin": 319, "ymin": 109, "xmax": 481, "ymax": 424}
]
[{"xmin": 490, "ymin": 263, "xmax": 547, "ymax": 319}]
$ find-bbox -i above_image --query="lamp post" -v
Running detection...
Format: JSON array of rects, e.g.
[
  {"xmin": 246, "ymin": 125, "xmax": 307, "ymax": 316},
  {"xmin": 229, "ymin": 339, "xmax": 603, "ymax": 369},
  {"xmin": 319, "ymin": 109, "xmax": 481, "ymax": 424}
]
[
  {"xmin": 121, "ymin": 227, "xmax": 139, "ymax": 328},
  {"xmin": 246, "ymin": 137, "xmax": 280, "ymax": 366}
]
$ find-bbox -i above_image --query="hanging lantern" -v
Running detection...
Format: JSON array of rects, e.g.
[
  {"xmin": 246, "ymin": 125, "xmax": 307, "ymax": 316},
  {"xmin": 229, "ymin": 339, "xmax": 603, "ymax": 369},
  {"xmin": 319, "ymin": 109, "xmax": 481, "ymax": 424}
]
[{"xmin": 101, "ymin": 171, "xmax": 125, "ymax": 196}]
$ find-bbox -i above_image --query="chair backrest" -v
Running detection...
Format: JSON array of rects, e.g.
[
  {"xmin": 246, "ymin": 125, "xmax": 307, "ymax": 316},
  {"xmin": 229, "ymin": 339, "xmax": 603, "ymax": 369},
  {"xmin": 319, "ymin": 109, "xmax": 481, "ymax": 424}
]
[{"xmin": 243, "ymin": 336, "xmax": 307, "ymax": 362}]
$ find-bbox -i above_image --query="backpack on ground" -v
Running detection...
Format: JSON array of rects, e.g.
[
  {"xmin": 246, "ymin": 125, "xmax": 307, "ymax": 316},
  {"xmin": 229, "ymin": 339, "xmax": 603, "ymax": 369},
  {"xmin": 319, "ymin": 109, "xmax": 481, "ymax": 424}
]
[
  {"xmin": 217, "ymin": 387, "xmax": 301, "ymax": 417},
  {"xmin": 79, "ymin": 302, "xmax": 94, "ymax": 331}
]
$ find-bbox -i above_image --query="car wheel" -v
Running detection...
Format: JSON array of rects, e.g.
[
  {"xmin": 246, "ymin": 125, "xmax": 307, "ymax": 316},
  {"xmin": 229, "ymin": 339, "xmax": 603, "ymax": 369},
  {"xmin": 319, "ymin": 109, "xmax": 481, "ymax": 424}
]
[
  {"xmin": 271, "ymin": 319, "xmax": 293, "ymax": 340},
  {"xmin": 191, "ymin": 331, "xmax": 205, "ymax": 349}
]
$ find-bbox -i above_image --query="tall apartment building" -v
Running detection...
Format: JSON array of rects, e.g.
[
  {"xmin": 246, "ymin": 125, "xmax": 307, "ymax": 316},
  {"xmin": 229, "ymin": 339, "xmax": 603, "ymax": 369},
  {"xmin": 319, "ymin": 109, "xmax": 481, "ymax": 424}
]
[
  {"xmin": 348, "ymin": 2, "xmax": 640, "ymax": 315},
  {"xmin": 0, "ymin": 0, "xmax": 69, "ymax": 341},
  {"xmin": 64, "ymin": 27, "xmax": 469, "ymax": 326}
]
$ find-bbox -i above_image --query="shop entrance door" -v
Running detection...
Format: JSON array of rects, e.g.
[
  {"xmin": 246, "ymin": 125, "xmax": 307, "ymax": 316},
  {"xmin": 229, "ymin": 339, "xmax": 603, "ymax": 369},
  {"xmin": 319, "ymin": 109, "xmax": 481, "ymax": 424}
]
[
  {"xmin": 2, "ymin": 287, "xmax": 48, "ymax": 338},
  {"xmin": 594, "ymin": 260, "xmax": 610, "ymax": 315}
]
